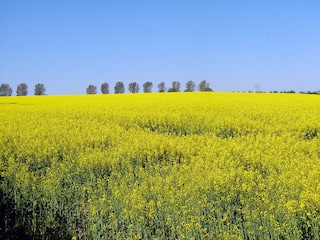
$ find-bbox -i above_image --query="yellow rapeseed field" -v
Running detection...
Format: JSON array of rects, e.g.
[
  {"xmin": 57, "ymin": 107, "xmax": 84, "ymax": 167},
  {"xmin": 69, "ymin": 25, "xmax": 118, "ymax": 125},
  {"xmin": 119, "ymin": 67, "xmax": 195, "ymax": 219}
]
[{"xmin": 0, "ymin": 92, "xmax": 319, "ymax": 239}]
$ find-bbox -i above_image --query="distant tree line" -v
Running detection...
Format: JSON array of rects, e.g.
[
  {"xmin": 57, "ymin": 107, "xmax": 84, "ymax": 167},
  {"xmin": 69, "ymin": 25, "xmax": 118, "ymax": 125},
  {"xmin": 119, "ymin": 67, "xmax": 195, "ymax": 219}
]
[
  {"xmin": 86, "ymin": 80, "xmax": 213, "ymax": 94},
  {"xmin": 1, "ymin": 81, "xmax": 319, "ymax": 96},
  {"xmin": 299, "ymin": 90, "xmax": 320, "ymax": 95},
  {"xmin": 0, "ymin": 83, "xmax": 45, "ymax": 96},
  {"xmin": 247, "ymin": 90, "xmax": 320, "ymax": 94}
]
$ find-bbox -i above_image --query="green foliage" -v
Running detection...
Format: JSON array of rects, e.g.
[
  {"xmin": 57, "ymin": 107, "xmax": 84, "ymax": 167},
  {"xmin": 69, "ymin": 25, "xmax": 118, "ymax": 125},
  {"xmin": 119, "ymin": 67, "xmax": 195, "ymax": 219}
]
[
  {"xmin": 304, "ymin": 128, "xmax": 318, "ymax": 140},
  {"xmin": 280, "ymin": 90, "xmax": 296, "ymax": 94},
  {"xmin": 167, "ymin": 88, "xmax": 177, "ymax": 92}
]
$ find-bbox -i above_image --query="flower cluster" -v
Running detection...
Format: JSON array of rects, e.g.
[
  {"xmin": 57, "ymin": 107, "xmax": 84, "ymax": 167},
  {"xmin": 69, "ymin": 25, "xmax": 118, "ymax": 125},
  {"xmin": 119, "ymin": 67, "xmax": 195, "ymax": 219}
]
[{"xmin": 0, "ymin": 92, "xmax": 319, "ymax": 239}]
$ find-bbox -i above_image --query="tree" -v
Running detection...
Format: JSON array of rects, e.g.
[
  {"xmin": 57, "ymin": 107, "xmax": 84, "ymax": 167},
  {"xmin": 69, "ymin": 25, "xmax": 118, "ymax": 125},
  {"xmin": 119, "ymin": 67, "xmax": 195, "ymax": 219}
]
[
  {"xmin": 16, "ymin": 83, "xmax": 28, "ymax": 96},
  {"xmin": 114, "ymin": 82, "xmax": 125, "ymax": 94},
  {"xmin": 158, "ymin": 82, "xmax": 166, "ymax": 92},
  {"xmin": 143, "ymin": 81, "xmax": 153, "ymax": 93},
  {"xmin": 101, "ymin": 82, "xmax": 109, "ymax": 94},
  {"xmin": 0, "ymin": 83, "xmax": 12, "ymax": 96},
  {"xmin": 34, "ymin": 83, "xmax": 46, "ymax": 95},
  {"xmin": 198, "ymin": 80, "xmax": 211, "ymax": 92},
  {"xmin": 86, "ymin": 84, "xmax": 97, "ymax": 94},
  {"xmin": 168, "ymin": 81, "xmax": 181, "ymax": 92},
  {"xmin": 128, "ymin": 82, "xmax": 140, "ymax": 93},
  {"xmin": 185, "ymin": 80, "xmax": 195, "ymax": 92}
]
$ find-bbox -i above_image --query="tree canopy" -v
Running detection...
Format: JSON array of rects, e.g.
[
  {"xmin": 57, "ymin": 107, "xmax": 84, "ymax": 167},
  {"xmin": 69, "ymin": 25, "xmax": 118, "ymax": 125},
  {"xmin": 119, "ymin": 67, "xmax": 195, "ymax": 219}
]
[
  {"xmin": 16, "ymin": 83, "xmax": 28, "ymax": 96},
  {"xmin": 34, "ymin": 83, "xmax": 46, "ymax": 95},
  {"xmin": 128, "ymin": 82, "xmax": 140, "ymax": 93},
  {"xmin": 168, "ymin": 81, "xmax": 181, "ymax": 92},
  {"xmin": 198, "ymin": 80, "xmax": 212, "ymax": 92},
  {"xmin": 114, "ymin": 82, "xmax": 125, "ymax": 94},
  {"xmin": 86, "ymin": 85, "xmax": 97, "ymax": 94},
  {"xmin": 185, "ymin": 80, "xmax": 195, "ymax": 92},
  {"xmin": 157, "ymin": 82, "xmax": 166, "ymax": 92},
  {"xmin": 143, "ymin": 81, "xmax": 153, "ymax": 93},
  {"xmin": 0, "ymin": 83, "xmax": 12, "ymax": 96},
  {"xmin": 101, "ymin": 82, "xmax": 109, "ymax": 94}
]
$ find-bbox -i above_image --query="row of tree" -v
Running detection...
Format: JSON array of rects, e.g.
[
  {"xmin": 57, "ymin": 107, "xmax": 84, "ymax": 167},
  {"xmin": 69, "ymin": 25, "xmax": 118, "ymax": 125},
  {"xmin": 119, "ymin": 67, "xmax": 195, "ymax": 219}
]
[
  {"xmin": 86, "ymin": 80, "xmax": 213, "ymax": 94},
  {"xmin": 0, "ymin": 83, "xmax": 45, "ymax": 96},
  {"xmin": 2, "ymin": 82, "xmax": 319, "ymax": 96},
  {"xmin": 0, "ymin": 80, "xmax": 212, "ymax": 96}
]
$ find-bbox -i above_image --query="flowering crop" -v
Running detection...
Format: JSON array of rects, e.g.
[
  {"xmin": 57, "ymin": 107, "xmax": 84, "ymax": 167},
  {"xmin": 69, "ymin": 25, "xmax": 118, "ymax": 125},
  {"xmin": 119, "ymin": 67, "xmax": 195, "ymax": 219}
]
[{"xmin": 0, "ymin": 92, "xmax": 319, "ymax": 239}]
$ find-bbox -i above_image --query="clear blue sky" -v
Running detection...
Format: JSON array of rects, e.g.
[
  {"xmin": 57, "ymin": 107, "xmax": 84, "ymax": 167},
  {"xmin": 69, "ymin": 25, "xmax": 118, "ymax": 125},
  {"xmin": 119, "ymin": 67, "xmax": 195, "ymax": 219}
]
[{"xmin": 1, "ymin": 0, "xmax": 319, "ymax": 95}]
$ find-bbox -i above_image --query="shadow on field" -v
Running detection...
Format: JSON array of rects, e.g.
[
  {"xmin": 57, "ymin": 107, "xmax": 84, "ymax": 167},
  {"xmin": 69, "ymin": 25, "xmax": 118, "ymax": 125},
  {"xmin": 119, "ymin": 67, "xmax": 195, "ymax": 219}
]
[
  {"xmin": 0, "ymin": 178, "xmax": 72, "ymax": 240},
  {"xmin": 0, "ymin": 182, "xmax": 29, "ymax": 240}
]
